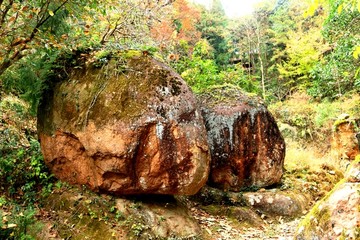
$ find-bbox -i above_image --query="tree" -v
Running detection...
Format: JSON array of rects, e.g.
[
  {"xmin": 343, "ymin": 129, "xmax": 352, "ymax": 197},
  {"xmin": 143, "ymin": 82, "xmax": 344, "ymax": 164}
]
[
  {"xmin": 227, "ymin": 3, "xmax": 273, "ymax": 100},
  {"xmin": 0, "ymin": 0, "xmax": 178, "ymax": 80},
  {"xmin": 150, "ymin": 0, "xmax": 201, "ymax": 57},
  {"xmin": 196, "ymin": 0, "xmax": 230, "ymax": 67},
  {"xmin": 307, "ymin": 0, "xmax": 360, "ymax": 98},
  {"xmin": 0, "ymin": 0, "xmax": 75, "ymax": 76},
  {"xmin": 254, "ymin": 0, "xmax": 329, "ymax": 100},
  {"xmin": 0, "ymin": 0, "xmax": 179, "ymax": 112}
]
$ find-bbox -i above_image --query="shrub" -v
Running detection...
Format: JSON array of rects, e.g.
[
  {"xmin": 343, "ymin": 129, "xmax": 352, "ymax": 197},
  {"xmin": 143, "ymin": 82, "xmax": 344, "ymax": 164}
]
[
  {"xmin": 0, "ymin": 138, "xmax": 54, "ymax": 203},
  {"xmin": 0, "ymin": 96, "xmax": 54, "ymax": 203},
  {"xmin": 0, "ymin": 202, "xmax": 38, "ymax": 240}
]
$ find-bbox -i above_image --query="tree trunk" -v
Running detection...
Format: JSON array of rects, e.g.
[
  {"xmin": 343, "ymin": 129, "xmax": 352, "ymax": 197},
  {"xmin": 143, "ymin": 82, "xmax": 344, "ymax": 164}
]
[{"xmin": 256, "ymin": 30, "xmax": 266, "ymax": 101}]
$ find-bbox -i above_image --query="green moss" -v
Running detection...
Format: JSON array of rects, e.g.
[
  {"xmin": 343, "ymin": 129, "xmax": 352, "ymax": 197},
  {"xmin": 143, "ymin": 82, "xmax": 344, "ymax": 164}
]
[
  {"xmin": 122, "ymin": 50, "xmax": 142, "ymax": 59},
  {"xmin": 40, "ymin": 185, "xmax": 123, "ymax": 239},
  {"xmin": 39, "ymin": 52, "xmax": 186, "ymax": 135},
  {"xmin": 297, "ymin": 201, "xmax": 330, "ymax": 237},
  {"xmin": 296, "ymin": 176, "xmax": 347, "ymax": 238},
  {"xmin": 197, "ymin": 83, "xmax": 264, "ymax": 109}
]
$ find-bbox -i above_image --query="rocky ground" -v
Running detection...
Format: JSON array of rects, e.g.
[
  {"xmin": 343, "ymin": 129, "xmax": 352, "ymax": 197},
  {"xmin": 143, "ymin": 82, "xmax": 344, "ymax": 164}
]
[{"xmin": 190, "ymin": 203, "xmax": 303, "ymax": 240}]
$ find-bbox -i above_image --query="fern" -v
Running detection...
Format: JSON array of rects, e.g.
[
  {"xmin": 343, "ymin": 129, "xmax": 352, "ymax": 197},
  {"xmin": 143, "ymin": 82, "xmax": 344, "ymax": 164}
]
[{"xmin": 1, "ymin": 49, "xmax": 60, "ymax": 115}]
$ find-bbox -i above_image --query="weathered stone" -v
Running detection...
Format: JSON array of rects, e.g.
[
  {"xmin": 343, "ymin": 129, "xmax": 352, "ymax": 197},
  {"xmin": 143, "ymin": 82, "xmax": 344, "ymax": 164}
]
[
  {"xmin": 295, "ymin": 159, "xmax": 360, "ymax": 240},
  {"xmin": 330, "ymin": 116, "xmax": 360, "ymax": 170},
  {"xmin": 38, "ymin": 53, "xmax": 210, "ymax": 195},
  {"xmin": 198, "ymin": 86, "xmax": 285, "ymax": 191}
]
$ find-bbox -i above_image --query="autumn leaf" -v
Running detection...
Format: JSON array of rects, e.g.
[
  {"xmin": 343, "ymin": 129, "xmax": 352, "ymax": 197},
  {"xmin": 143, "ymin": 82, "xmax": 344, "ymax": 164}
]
[
  {"xmin": 353, "ymin": 46, "xmax": 360, "ymax": 59},
  {"xmin": 48, "ymin": 10, "xmax": 54, "ymax": 16},
  {"xmin": 337, "ymin": 3, "xmax": 343, "ymax": 14}
]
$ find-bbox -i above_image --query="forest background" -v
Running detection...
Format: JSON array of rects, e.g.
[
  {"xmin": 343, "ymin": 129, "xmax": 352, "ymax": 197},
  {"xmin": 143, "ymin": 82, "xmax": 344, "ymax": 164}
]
[{"xmin": 0, "ymin": 0, "xmax": 359, "ymax": 109}]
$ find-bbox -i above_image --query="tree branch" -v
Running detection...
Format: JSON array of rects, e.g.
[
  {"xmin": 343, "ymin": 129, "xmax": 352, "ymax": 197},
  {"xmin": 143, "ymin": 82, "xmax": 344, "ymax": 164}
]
[
  {"xmin": 0, "ymin": 0, "xmax": 70, "ymax": 76},
  {"xmin": 11, "ymin": 0, "xmax": 69, "ymax": 48},
  {"xmin": 0, "ymin": 0, "xmax": 14, "ymax": 30}
]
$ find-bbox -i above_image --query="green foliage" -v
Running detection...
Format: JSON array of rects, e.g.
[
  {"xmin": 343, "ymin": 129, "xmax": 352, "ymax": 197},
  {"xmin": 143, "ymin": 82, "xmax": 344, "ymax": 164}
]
[
  {"xmin": 196, "ymin": 2, "xmax": 231, "ymax": 67},
  {"xmin": 305, "ymin": 0, "xmax": 360, "ymax": 99},
  {"xmin": 174, "ymin": 39, "xmax": 259, "ymax": 94},
  {"xmin": 269, "ymin": 92, "xmax": 319, "ymax": 141},
  {"xmin": 269, "ymin": 92, "xmax": 360, "ymax": 143},
  {"xmin": 314, "ymin": 100, "xmax": 341, "ymax": 127},
  {"xmin": 0, "ymin": 96, "xmax": 54, "ymax": 203},
  {"xmin": 0, "ymin": 203, "xmax": 38, "ymax": 240},
  {"xmin": 181, "ymin": 57, "xmax": 219, "ymax": 93},
  {"xmin": 179, "ymin": 58, "xmax": 259, "ymax": 94},
  {"xmin": 0, "ymin": 138, "xmax": 54, "ymax": 203},
  {"xmin": 308, "ymin": 0, "xmax": 360, "ymax": 99},
  {"xmin": 1, "ymin": 49, "xmax": 60, "ymax": 115}
]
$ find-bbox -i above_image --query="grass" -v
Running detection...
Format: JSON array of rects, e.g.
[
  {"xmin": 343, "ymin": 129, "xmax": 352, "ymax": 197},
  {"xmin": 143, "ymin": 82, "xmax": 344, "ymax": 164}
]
[{"xmin": 284, "ymin": 139, "xmax": 332, "ymax": 172}]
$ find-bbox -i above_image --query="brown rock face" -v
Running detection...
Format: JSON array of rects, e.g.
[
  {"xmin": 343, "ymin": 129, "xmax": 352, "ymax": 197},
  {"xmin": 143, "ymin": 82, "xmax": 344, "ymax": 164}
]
[
  {"xmin": 198, "ymin": 88, "xmax": 285, "ymax": 191},
  {"xmin": 38, "ymin": 54, "xmax": 210, "ymax": 195}
]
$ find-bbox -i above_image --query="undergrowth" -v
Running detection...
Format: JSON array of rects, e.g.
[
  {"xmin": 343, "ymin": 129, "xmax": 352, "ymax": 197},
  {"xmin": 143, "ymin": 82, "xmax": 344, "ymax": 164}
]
[
  {"xmin": 0, "ymin": 95, "xmax": 54, "ymax": 239},
  {"xmin": 269, "ymin": 92, "xmax": 360, "ymax": 147}
]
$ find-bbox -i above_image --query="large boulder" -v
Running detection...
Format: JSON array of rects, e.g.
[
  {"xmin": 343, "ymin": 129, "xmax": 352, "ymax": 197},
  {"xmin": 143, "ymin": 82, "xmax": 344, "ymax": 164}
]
[
  {"xmin": 198, "ymin": 86, "xmax": 285, "ymax": 191},
  {"xmin": 295, "ymin": 157, "xmax": 360, "ymax": 240},
  {"xmin": 38, "ymin": 51, "xmax": 210, "ymax": 195}
]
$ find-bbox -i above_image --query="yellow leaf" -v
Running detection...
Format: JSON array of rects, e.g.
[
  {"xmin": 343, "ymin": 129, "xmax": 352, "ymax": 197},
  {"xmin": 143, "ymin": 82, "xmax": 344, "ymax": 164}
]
[
  {"xmin": 337, "ymin": 3, "xmax": 343, "ymax": 14},
  {"xmin": 12, "ymin": 3, "xmax": 18, "ymax": 10},
  {"xmin": 7, "ymin": 223, "xmax": 17, "ymax": 228},
  {"xmin": 305, "ymin": 4, "xmax": 317, "ymax": 17},
  {"xmin": 48, "ymin": 10, "xmax": 54, "ymax": 16},
  {"xmin": 358, "ymin": 0, "xmax": 360, "ymax": 12},
  {"xmin": 353, "ymin": 46, "xmax": 360, "ymax": 59}
]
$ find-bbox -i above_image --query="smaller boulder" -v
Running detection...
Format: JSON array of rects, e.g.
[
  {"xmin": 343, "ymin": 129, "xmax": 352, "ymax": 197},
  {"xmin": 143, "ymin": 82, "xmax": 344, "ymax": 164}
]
[
  {"xmin": 198, "ymin": 86, "xmax": 285, "ymax": 191},
  {"xmin": 242, "ymin": 191, "xmax": 308, "ymax": 217},
  {"xmin": 295, "ymin": 158, "xmax": 360, "ymax": 240}
]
